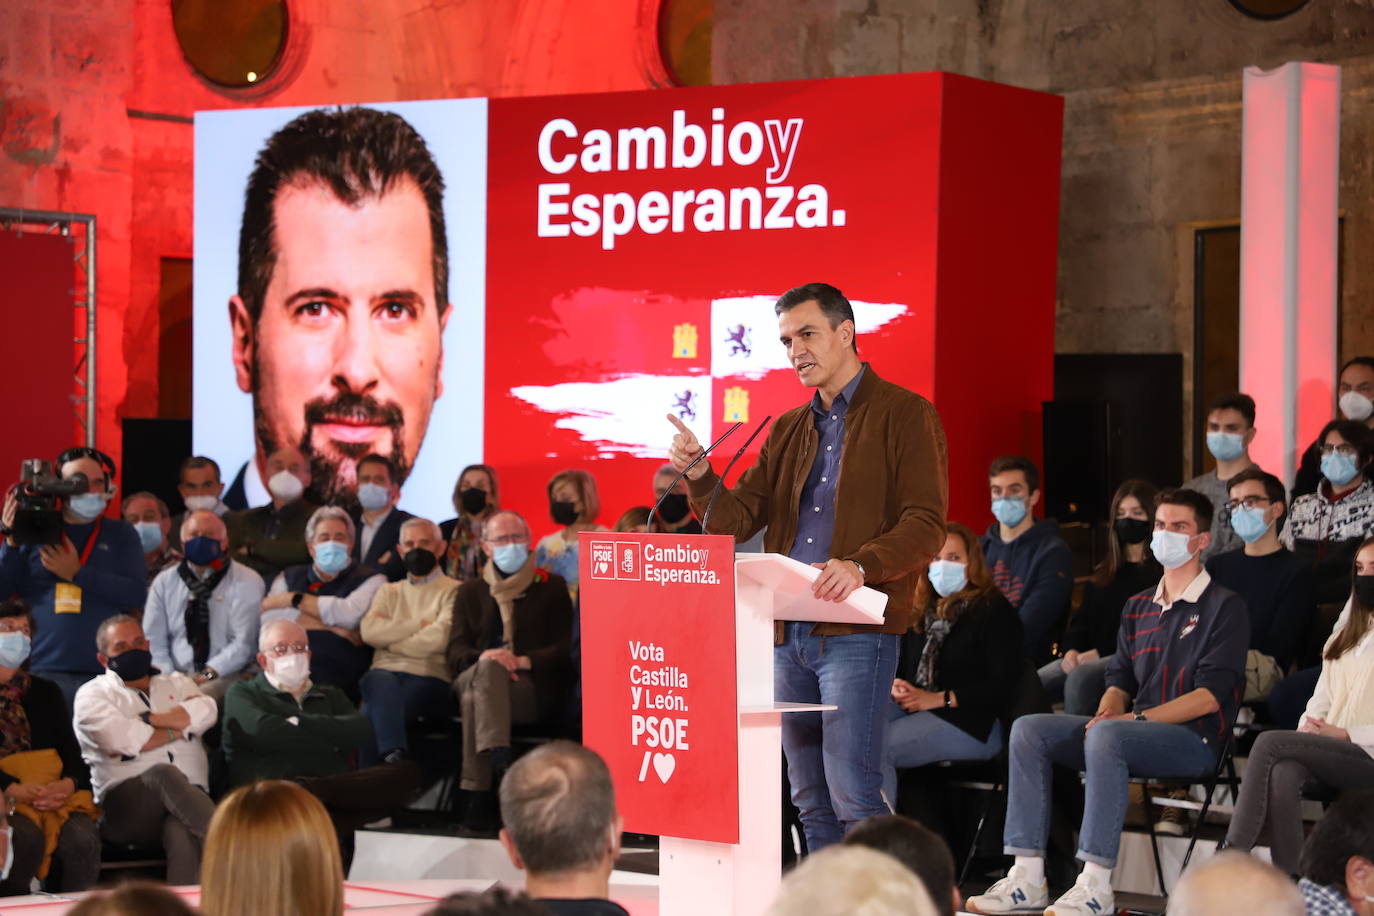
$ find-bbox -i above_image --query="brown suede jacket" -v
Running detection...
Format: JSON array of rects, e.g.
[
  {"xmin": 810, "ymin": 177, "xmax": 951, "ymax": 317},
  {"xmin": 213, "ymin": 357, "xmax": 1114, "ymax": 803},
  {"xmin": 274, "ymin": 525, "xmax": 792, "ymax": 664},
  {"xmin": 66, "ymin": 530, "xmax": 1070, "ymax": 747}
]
[{"xmin": 686, "ymin": 364, "xmax": 948, "ymax": 635}]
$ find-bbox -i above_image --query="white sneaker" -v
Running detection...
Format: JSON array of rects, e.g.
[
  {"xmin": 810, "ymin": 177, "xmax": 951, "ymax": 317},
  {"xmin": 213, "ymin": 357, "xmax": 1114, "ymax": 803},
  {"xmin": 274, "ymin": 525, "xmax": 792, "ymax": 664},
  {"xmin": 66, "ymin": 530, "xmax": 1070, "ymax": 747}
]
[
  {"xmin": 965, "ymin": 865, "xmax": 1050, "ymax": 914},
  {"xmin": 1044, "ymin": 873, "xmax": 1115, "ymax": 916}
]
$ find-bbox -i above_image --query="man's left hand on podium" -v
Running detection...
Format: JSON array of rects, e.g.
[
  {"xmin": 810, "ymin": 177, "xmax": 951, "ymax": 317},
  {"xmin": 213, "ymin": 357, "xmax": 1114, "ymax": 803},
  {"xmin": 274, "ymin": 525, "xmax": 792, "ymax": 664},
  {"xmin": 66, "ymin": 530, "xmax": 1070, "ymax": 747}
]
[{"xmin": 810, "ymin": 558, "xmax": 864, "ymax": 602}]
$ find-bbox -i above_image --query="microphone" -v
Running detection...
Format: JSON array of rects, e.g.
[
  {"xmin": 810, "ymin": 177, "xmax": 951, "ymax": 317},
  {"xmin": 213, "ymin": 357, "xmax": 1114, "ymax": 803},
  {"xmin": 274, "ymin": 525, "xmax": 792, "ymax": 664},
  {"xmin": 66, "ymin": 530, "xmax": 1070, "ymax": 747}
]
[
  {"xmin": 652, "ymin": 421, "xmax": 743, "ymax": 533},
  {"xmin": 701, "ymin": 415, "xmax": 772, "ymax": 534}
]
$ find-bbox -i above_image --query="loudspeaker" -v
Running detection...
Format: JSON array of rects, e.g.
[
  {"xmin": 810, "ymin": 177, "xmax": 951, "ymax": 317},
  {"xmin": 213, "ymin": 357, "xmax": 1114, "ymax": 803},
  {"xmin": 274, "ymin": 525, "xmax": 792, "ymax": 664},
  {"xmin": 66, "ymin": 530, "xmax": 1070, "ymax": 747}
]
[{"xmin": 120, "ymin": 418, "xmax": 192, "ymax": 515}]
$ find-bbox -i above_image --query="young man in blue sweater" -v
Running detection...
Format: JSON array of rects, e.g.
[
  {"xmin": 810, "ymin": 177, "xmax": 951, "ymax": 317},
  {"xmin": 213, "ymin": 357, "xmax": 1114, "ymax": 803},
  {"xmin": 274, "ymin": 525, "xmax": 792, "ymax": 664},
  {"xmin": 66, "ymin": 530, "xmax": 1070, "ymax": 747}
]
[
  {"xmin": 981, "ymin": 456, "xmax": 1074, "ymax": 665},
  {"xmin": 0, "ymin": 448, "xmax": 146, "ymax": 708},
  {"xmin": 968, "ymin": 488, "xmax": 1249, "ymax": 916}
]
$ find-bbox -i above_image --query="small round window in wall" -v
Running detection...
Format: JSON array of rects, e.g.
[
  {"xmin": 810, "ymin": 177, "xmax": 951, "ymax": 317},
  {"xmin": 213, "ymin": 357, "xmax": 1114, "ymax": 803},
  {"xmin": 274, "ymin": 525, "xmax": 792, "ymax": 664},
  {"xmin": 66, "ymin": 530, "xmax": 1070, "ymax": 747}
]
[
  {"xmin": 172, "ymin": 0, "xmax": 288, "ymax": 88},
  {"xmin": 659, "ymin": 0, "xmax": 712, "ymax": 87},
  {"xmin": 1227, "ymin": 0, "xmax": 1309, "ymax": 19}
]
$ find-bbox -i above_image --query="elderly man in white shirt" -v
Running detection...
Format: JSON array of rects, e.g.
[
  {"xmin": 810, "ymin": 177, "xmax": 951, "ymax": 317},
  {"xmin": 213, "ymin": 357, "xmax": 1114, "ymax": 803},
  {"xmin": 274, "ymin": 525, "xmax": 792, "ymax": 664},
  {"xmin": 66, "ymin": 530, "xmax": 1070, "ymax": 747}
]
[
  {"xmin": 144, "ymin": 510, "xmax": 263, "ymax": 700},
  {"xmin": 260, "ymin": 506, "xmax": 387, "ymax": 699},
  {"xmin": 72, "ymin": 614, "xmax": 218, "ymax": 885}
]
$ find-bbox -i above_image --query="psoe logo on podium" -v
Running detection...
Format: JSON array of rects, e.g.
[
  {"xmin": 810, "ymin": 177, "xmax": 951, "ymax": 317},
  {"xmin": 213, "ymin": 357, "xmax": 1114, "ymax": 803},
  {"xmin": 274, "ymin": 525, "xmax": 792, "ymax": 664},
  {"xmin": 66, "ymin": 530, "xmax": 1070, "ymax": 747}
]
[
  {"xmin": 589, "ymin": 540, "xmax": 643, "ymax": 581},
  {"xmin": 615, "ymin": 541, "xmax": 642, "ymax": 580}
]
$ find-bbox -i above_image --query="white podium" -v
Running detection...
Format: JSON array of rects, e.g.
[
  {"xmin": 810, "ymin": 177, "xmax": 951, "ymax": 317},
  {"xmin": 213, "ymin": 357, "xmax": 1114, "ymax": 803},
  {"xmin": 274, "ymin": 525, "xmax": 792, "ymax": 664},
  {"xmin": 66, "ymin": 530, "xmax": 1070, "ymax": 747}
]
[{"xmin": 658, "ymin": 552, "xmax": 888, "ymax": 916}]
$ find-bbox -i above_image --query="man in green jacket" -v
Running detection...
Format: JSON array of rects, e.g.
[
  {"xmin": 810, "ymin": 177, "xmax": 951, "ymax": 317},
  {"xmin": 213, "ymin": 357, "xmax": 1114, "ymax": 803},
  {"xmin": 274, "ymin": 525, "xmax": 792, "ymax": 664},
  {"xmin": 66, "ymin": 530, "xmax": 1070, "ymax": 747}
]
[
  {"xmin": 669, "ymin": 282, "xmax": 948, "ymax": 852},
  {"xmin": 223, "ymin": 618, "xmax": 418, "ymax": 864}
]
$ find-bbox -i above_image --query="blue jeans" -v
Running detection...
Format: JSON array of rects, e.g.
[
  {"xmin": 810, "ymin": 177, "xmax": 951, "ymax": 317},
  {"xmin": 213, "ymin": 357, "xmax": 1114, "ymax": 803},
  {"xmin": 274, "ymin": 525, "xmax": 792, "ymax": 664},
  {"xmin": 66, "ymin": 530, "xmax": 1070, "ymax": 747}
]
[
  {"xmin": 358, "ymin": 668, "xmax": 452, "ymax": 762},
  {"xmin": 881, "ymin": 704, "xmax": 1003, "ymax": 807},
  {"xmin": 1037, "ymin": 655, "xmax": 1112, "ymax": 717},
  {"xmin": 1003, "ymin": 714, "xmax": 1217, "ymax": 866},
  {"xmin": 774, "ymin": 622, "xmax": 899, "ymax": 851}
]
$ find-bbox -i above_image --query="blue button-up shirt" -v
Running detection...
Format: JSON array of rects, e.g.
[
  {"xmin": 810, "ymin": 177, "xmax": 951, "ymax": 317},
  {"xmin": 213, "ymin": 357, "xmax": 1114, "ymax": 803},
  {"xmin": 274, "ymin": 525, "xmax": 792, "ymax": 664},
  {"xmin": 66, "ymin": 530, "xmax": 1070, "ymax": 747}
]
[{"xmin": 789, "ymin": 366, "xmax": 866, "ymax": 565}]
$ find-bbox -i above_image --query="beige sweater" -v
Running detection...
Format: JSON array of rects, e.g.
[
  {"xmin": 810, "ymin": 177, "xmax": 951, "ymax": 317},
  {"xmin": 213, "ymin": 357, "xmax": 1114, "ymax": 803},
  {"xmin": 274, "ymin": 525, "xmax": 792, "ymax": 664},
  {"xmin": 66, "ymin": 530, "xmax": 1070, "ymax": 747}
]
[
  {"xmin": 360, "ymin": 572, "xmax": 459, "ymax": 681},
  {"xmin": 1305, "ymin": 601, "xmax": 1374, "ymax": 758}
]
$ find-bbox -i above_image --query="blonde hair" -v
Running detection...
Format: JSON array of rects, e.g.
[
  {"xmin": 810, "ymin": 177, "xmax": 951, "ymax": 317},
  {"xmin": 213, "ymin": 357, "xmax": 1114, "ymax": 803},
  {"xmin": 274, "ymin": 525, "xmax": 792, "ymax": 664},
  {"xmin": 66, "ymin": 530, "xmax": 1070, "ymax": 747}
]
[
  {"xmin": 547, "ymin": 469, "xmax": 601, "ymax": 524},
  {"xmin": 200, "ymin": 780, "xmax": 344, "ymax": 916},
  {"xmin": 767, "ymin": 845, "xmax": 938, "ymax": 916}
]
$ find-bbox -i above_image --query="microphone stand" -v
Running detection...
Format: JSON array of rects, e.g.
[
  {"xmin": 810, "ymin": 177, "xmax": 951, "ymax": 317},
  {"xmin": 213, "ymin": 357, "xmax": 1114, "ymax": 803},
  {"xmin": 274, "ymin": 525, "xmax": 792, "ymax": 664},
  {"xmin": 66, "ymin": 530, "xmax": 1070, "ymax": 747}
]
[
  {"xmin": 701, "ymin": 415, "xmax": 772, "ymax": 534},
  {"xmin": 651, "ymin": 422, "xmax": 743, "ymax": 533}
]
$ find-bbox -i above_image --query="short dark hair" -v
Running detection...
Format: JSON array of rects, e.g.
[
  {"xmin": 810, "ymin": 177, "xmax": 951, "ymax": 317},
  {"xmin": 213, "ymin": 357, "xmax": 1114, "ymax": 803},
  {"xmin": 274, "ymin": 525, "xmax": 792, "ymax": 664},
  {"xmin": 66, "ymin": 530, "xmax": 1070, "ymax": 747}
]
[
  {"xmin": 1207, "ymin": 392, "xmax": 1256, "ymax": 428},
  {"xmin": 844, "ymin": 815, "xmax": 956, "ymax": 916},
  {"xmin": 356, "ymin": 452, "xmax": 397, "ymax": 483},
  {"xmin": 1300, "ymin": 788, "xmax": 1374, "ymax": 891},
  {"xmin": 1318, "ymin": 419, "xmax": 1374, "ymax": 471},
  {"xmin": 774, "ymin": 282, "xmax": 857, "ymax": 351},
  {"xmin": 422, "ymin": 887, "xmax": 548, "ymax": 916},
  {"xmin": 1156, "ymin": 487, "xmax": 1214, "ymax": 533},
  {"xmin": 179, "ymin": 456, "xmax": 222, "ymax": 484},
  {"xmin": 0, "ymin": 599, "xmax": 32, "ymax": 639},
  {"xmin": 56, "ymin": 446, "xmax": 117, "ymax": 491},
  {"xmin": 1226, "ymin": 467, "xmax": 1287, "ymax": 529},
  {"xmin": 237, "ymin": 107, "xmax": 449, "ymax": 325},
  {"xmin": 988, "ymin": 455, "xmax": 1040, "ymax": 493},
  {"xmin": 67, "ymin": 882, "xmax": 198, "ymax": 916},
  {"xmin": 1340, "ymin": 356, "xmax": 1374, "ymax": 376},
  {"xmin": 498, "ymin": 740, "xmax": 616, "ymax": 875}
]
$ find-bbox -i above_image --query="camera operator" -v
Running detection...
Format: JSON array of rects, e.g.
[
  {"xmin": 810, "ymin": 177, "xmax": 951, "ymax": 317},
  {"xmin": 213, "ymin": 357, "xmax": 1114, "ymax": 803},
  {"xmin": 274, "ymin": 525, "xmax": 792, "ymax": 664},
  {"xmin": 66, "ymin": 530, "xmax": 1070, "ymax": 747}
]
[{"xmin": 0, "ymin": 448, "xmax": 147, "ymax": 710}]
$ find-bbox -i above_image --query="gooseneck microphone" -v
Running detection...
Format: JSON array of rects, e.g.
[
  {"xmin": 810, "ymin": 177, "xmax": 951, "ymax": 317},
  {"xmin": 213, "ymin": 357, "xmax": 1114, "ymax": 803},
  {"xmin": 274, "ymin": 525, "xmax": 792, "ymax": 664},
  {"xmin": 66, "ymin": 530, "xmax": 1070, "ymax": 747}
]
[
  {"xmin": 652, "ymin": 421, "xmax": 743, "ymax": 533},
  {"xmin": 701, "ymin": 415, "xmax": 772, "ymax": 534}
]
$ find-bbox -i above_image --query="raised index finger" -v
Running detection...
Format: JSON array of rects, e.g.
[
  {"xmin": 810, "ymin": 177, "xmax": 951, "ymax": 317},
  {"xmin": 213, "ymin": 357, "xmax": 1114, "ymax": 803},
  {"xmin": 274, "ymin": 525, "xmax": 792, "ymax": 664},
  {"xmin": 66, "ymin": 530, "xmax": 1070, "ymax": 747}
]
[{"xmin": 666, "ymin": 413, "xmax": 693, "ymax": 436}]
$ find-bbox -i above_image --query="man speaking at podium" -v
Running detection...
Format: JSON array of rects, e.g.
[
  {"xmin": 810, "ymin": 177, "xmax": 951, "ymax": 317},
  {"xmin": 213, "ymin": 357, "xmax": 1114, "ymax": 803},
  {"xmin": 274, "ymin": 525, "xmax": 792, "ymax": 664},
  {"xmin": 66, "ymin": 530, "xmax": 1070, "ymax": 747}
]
[{"xmin": 667, "ymin": 282, "xmax": 948, "ymax": 852}]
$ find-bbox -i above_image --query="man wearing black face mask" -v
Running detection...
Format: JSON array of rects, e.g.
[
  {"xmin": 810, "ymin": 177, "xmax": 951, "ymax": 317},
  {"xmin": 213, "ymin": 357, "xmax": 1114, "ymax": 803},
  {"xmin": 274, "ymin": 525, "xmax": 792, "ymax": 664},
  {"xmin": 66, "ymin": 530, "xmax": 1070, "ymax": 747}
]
[
  {"xmin": 143, "ymin": 511, "xmax": 265, "ymax": 701},
  {"xmin": 358, "ymin": 517, "xmax": 458, "ymax": 764},
  {"xmin": 651, "ymin": 464, "xmax": 702, "ymax": 535},
  {"xmin": 72, "ymin": 615, "xmax": 218, "ymax": 885}
]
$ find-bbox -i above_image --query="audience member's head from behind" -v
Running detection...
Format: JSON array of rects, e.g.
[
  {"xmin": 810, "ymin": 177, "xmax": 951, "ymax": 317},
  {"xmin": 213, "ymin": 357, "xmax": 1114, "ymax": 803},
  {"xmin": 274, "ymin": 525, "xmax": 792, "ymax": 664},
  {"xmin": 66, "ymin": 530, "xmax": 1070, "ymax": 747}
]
[
  {"xmin": 1151, "ymin": 488, "xmax": 1213, "ymax": 573},
  {"xmin": 546, "ymin": 470, "xmax": 601, "ymax": 530},
  {"xmin": 424, "ymin": 886, "xmax": 550, "ymax": 916},
  {"xmin": 1098, "ymin": 478, "xmax": 1159, "ymax": 584},
  {"xmin": 914, "ymin": 522, "xmax": 994, "ymax": 622},
  {"xmin": 1338, "ymin": 356, "xmax": 1374, "ymax": 425},
  {"xmin": 201, "ymin": 779, "xmax": 344, "ymax": 916},
  {"xmin": 1327, "ymin": 538, "xmax": 1374, "ymax": 664},
  {"xmin": 988, "ymin": 455, "xmax": 1040, "ymax": 535},
  {"xmin": 844, "ymin": 814, "xmax": 958, "ymax": 916},
  {"xmin": 767, "ymin": 845, "xmax": 938, "ymax": 916},
  {"xmin": 1316, "ymin": 419, "xmax": 1373, "ymax": 494},
  {"xmin": 1300, "ymin": 788, "xmax": 1374, "ymax": 914},
  {"xmin": 453, "ymin": 464, "xmax": 500, "ymax": 520},
  {"xmin": 1168, "ymin": 851, "xmax": 1302, "ymax": 916},
  {"xmin": 1225, "ymin": 467, "xmax": 1287, "ymax": 549},
  {"xmin": 614, "ymin": 506, "xmax": 651, "ymax": 533},
  {"xmin": 66, "ymin": 882, "xmax": 198, "ymax": 916},
  {"xmin": 1204, "ymin": 393, "xmax": 1257, "ymax": 466},
  {"xmin": 498, "ymin": 740, "xmax": 622, "ymax": 901}
]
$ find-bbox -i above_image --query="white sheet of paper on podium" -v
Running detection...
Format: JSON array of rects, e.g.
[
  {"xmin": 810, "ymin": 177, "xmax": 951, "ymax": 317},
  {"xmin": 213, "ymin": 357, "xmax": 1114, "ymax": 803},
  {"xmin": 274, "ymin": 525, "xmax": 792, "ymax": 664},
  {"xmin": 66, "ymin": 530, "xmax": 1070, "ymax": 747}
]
[{"xmin": 734, "ymin": 552, "xmax": 887, "ymax": 624}]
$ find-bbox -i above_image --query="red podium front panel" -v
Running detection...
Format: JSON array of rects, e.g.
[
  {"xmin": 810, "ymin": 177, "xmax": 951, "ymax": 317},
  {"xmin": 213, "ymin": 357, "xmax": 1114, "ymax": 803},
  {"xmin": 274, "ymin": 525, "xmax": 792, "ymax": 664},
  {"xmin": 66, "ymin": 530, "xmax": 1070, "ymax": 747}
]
[{"xmin": 579, "ymin": 531, "xmax": 739, "ymax": 843}]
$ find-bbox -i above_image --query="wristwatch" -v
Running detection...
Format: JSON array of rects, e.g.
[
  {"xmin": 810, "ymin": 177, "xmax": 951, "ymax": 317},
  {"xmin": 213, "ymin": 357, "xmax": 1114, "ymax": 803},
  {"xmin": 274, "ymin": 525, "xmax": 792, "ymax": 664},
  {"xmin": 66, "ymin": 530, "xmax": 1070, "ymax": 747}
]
[
  {"xmin": 1134, "ymin": 711, "xmax": 1147, "ymax": 722},
  {"xmin": 290, "ymin": 592, "xmax": 304, "ymax": 609},
  {"xmin": 850, "ymin": 560, "xmax": 866, "ymax": 582},
  {"xmin": 200, "ymin": 667, "xmax": 218, "ymax": 682}
]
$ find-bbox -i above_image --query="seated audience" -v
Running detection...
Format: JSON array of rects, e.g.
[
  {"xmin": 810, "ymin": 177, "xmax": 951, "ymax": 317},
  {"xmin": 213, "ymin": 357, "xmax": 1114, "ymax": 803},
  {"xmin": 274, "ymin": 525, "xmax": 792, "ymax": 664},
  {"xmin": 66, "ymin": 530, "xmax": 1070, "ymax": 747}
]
[
  {"xmin": 980, "ymin": 455, "xmax": 1073, "ymax": 664},
  {"xmin": 0, "ymin": 446, "xmax": 146, "ymax": 709},
  {"xmin": 966, "ymin": 489, "xmax": 1248, "ymax": 916},
  {"xmin": 67, "ymin": 883, "xmax": 198, "ymax": 916},
  {"xmin": 424, "ymin": 887, "xmax": 551, "ymax": 916},
  {"xmin": 1041, "ymin": 479, "xmax": 1160, "ymax": 715},
  {"xmin": 1296, "ymin": 788, "xmax": 1374, "ymax": 915},
  {"xmin": 1207, "ymin": 468, "xmax": 1315, "ymax": 699},
  {"xmin": 1184, "ymin": 393, "xmax": 1261, "ymax": 561},
  {"xmin": 72, "ymin": 615, "xmax": 217, "ymax": 885},
  {"xmin": 535, "ymin": 469, "xmax": 609, "ymax": 602},
  {"xmin": 1224, "ymin": 538, "xmax": 1374, "ymax": 875},
  {"xmin": 145, "ymin": 510, "xmax": 263, "ymax": 700},
  {"xmin": 651, "ymin": 463, "xmax": 701, "ymax": 533},
  {"xmin": 226, "ymin": 445, "xmax": 318, "ymax": 586},
  {"xmin": 123, "ymin": 491, "xmax": 181, "ymax": 585},
  {"xmin": 613, "ymin": 506, "xmax": 651, "ymax": 533},
  {"xmin": 447, "ymin": 510, "xmax": 573, "ymax": 826},
  {"xmin": 0, "ymin": 599, "xmax": 98, "ymax": 896},
  {"xmin": 1294, "ymin": 356, "xmax": 1374, "ymax": 499},
  {"xmin": 766, "ymin": 845, "xmax": 939, "ymax": 916},
  {"xmin": 845, "ymin": 814, "xmax": 960, "ymax": 916},
  {"xmin": 350, "ymin": 453, "xmax": 415, "ymax": 582},
  {"xmin": 359, "ymin": 517, "xmax": 458, "ymax": 763},
  {"xmin": 170, "ymin": 456, "xmax": 231, "ymax": 551},
  {"xmin": 441, "ymin": 464, "xmax": 501, "ymax": 581},
  {"xmin": 200, "ymin": 779, "xmax": 344, "ymax": 916},
  {"xmin": 223, "ymin": 618, "xmax": 418, "ymax": 866},
  {"xmin": 1167, "ymin": 851, "xmax": 1303, "ymax": 916},
  {"xmin": 261, "ymin": 506, "xmax": 386, "ymax": 698},
  {"xmin": 498, "ymin": 741, "xmax": 626, "ymax": 915},
  {"xmin": 882, "ymin": 523, "xmax": 1022, "ymax": 808}
]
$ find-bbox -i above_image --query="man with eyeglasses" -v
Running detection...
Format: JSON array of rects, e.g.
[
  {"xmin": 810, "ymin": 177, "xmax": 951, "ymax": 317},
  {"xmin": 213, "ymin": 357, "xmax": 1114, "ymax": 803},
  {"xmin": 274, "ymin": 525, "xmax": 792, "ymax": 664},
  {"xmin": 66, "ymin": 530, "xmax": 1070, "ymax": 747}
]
[
  {"xmin": 1206, "ymin": 468, "xmax": 1316, "ymax": 704},
  {"xmin": 222, "ymin": 618, "xmax": 419, "ymax": 868},
  {"xmin": 446, "ymin": 509, "xmax": 573, "ymax": 831}
]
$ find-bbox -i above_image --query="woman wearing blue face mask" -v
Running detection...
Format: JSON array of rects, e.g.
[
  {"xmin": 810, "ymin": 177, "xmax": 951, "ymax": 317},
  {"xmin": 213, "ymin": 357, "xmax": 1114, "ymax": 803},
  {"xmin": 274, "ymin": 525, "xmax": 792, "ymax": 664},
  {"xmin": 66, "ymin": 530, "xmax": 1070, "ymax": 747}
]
[
  {"xmin": 0, "ymin": 599, "xmax": 100, "ymax": 896},
  {"xmin": 880, "ymin": 523, "xmax": 1024, "ymax": 810}
]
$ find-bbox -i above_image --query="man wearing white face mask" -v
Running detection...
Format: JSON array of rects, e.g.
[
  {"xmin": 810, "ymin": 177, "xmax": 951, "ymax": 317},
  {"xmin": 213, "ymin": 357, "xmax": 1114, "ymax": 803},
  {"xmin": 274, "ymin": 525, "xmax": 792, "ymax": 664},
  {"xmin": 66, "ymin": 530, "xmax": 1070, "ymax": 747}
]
[
  {"xmin": 446, "ymin": 510, "xmax": 574, "ymax": 830},
  {"xmin": 226, "ymin": 445, "xmax": 319, "ymax": 587},
  {"xmin": 967, "ymin": 489, "xmax": 1248, "ymax": 916},
  {"xmin": 1184, "ymin": 393, "xmax": 1261, "ymax": 562},
  {"xmin": 0, "ymin": 447, "xmax": 146, "ymax": 710},
  {"xmin": 222, "ymin": 617, "xmax": 419, "ymax": 868},
  {"xmin": 1296, "ymin": 357, "xmax": 1374, "ymax": 500},
  {"xmin": 348, "ymin": 453, "xmax": 415, "ymax": 583}
]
